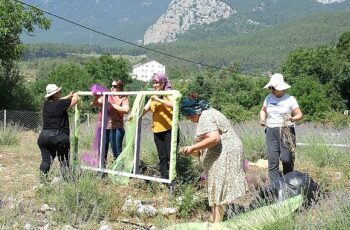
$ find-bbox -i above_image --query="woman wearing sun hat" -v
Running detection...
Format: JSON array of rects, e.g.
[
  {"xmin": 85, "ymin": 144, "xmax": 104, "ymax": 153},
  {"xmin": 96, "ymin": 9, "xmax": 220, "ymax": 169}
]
[
  {"xmin": 37, "ymin": 84, "xmax": 79, "ymax": 181},
  {"xmin": 259, "ymin": 73, "xmax": 303, "ymax": 183}
]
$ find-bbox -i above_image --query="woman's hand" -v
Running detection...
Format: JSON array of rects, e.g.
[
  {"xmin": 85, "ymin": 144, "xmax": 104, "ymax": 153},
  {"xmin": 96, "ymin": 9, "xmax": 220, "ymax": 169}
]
[
  {"xmin": 151, "ymin": 95, "xmax": 174, "ymax": 108},
  {"xmin": 151, "ymin": 95, "xmax": 161, "ymax": 101},
  {"xmin": 259, "ymin": 119, "xmax": 266, "ymax": 126},
  {"xmin": 180, "ymin": 146, "xmax": 199, "ymax": 156}
]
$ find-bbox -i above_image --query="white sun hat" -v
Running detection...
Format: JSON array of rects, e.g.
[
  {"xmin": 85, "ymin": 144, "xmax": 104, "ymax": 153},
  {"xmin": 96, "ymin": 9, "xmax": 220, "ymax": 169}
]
[
  {"xmin": 45, "ymin": 84, "xmax": 62, "ymax": 98},
  {"xmin": 263, "ymin": 73, "xmax": 291, "ymax": 90}
]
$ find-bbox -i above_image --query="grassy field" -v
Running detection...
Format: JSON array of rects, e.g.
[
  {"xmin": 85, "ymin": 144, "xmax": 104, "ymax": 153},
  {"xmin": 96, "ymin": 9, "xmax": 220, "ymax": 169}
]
[{"xmin": 0, "ymin": 121, "xmax": 349, "ymax": 229}]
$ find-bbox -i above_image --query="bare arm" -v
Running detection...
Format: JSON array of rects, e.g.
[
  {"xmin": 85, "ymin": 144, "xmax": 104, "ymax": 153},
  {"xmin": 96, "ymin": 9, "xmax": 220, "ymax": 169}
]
[
  {"xmin": 180, "ymin": 130, "xmax": 221, "ymax": 156},
  {"xmin": 259, "ymin": 105, "xmax": 267, "ymax": 126},
  {"xmin": 68, "ymin": 93, "xmax": 79, "ymax": 109},
  {"xmin": 290, "ymin": 107, "xmax": 302, "ymax": 122}
]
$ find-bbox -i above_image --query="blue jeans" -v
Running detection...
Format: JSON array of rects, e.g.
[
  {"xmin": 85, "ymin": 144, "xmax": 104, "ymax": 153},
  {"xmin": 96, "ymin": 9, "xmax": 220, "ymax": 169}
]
[{"xmin": 104, "ymin": 128, "xmax": 125, "ymax": 163}]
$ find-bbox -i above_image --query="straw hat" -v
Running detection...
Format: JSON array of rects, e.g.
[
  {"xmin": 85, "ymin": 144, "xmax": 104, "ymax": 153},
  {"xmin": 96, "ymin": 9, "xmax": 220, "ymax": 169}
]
[
  {"xmin": 45, "ymin": 84, "xmax": 61, "ymax": 98},
  {"xmin": 263, "ymin": 73, "xmax": 290, "ymax": 91}
]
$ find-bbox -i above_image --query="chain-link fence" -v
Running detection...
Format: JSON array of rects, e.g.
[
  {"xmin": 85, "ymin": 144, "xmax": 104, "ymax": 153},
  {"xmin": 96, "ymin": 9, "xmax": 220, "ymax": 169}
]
[
  {"xmin": 0, "ymin": 110, "xmax": 92, "ymax": 132},
  {"xmin": 0, "ymin": 109, "xmax": 42, "ymax": 132}
]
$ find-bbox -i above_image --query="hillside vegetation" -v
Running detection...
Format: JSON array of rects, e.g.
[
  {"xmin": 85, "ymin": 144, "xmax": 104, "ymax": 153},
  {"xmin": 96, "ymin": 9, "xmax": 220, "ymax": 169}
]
[
  {"xmin": 23, "ymin": 11, "xmax": 350, "ymax": 74},
  {"xmin": 148, "ymin": 11, "xmax": 350, "ymax": 73}
]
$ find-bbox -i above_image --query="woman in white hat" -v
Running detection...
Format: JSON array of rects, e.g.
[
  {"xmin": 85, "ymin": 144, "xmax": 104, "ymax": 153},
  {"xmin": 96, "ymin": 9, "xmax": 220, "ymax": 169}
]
[
  {"xmin": 259, "ymin": 73, "xmax": 302, "ymax": 183},
  {"xmin": 37, "ymin": 84, "xmax": 79, "ymax": 181}
]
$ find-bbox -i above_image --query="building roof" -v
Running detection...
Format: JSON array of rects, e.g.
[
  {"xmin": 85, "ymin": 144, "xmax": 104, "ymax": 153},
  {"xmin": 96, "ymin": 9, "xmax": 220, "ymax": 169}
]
[{"xmin": 132, "ymin": 59, "xmax": 162, "ymax": 68}]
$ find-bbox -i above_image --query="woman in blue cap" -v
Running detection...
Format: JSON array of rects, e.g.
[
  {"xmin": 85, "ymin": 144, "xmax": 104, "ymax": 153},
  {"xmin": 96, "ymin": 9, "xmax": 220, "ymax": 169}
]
[{"xmin": 180, "ymin": 95, "xmax": 247, "ymax": 223}]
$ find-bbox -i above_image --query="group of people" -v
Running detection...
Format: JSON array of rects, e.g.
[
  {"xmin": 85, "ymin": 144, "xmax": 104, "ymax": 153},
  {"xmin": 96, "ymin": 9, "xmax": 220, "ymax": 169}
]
[
  {"xmin": 37, "ymin": 73, "xmax": 175, "ymax": 180},
  {"xmin": 37, "ymin": 72, "xmax": 302, "ymax": 223}
]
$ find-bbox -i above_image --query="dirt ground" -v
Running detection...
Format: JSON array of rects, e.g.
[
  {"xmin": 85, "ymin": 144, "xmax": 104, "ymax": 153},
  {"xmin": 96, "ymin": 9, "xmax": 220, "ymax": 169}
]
[{"xmin": 0, "ymin": 131, "xmax": 41, "ymax": 196}]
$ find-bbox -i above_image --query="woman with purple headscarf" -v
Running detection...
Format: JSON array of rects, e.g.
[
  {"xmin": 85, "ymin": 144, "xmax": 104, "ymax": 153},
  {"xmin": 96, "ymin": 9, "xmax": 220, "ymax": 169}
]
[{"xmin": 142, "ymin": 73, "xmax": 174, "ymax": 179}]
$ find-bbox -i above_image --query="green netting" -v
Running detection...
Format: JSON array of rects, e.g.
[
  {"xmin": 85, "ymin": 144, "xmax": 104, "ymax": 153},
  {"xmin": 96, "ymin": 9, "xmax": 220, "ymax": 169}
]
[
  {"xmin": 74, "ymin": 91, "xmax": 181, "ymax": 184},
  {"xmin": 109, "ymin": 91, "xmax": 181, "ymax": 184},
  {"xmin": 109, "ymin": 93, "xmax": 146, "ymax": 184},
  {"xmin": 165, "ymin": 194, "xmax": 303, "ymax": 230},
  {"xmin": 169, "ymin": 92, "xmax": 182, "ymax": 180},
  {"xmin": 72, "ymin": 103, "xmax": 80, "ymax": 177}
]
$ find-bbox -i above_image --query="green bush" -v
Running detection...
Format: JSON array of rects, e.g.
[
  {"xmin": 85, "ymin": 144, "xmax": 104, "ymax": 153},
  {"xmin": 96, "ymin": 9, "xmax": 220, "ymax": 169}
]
[
  {"xmin": 241, "ymin": 134, "xmax": 266, "ymax": 161},
  {"xmin": 172, "ymin": 183, "xmax": 207, "ymax": 219},
  {"xmin": 235, "ymin": 123, "xmax": 266, "ymax": 161},
  {"xmin": 0, "ymin": 125, "xmax": 21, "ymax": 146},
  {"xmin": 38, "ymin": 173, "xmax": 121, "ymax": 225},
  {"xmin": 321, "ymin": 111, "xmax": 350, "ymax": 128}
]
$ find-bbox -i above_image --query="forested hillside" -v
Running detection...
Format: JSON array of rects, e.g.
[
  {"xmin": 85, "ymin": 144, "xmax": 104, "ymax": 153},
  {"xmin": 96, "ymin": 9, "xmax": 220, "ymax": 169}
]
[
  {"xmin": 222, "ymin": 0, "xmax": 350, "ymax": 26},
  {"xmin": 148, "ymin": 11, "xmax": 350, "ymax": 73},
  {"xmin": 21, "ymin": 0, "xmax": 350, "ymax": 46},
  {"xmin": 22, "ymin": 11, "xmax": 350, "ymax": 74}
]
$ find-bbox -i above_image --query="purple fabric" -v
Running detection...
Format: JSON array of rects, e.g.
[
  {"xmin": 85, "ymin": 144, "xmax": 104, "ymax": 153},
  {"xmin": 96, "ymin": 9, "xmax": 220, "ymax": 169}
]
[
  {"xmin": 152, "ymin": 73, "xmax": 172, "ymax": 90},
  {"xmin": 81, "ymin": 84, "xmax": 108, "ymax": 167},
  {"xmin": 90, "ymin": 84, "xmax": 109, "ymax": 95},
  {"xmin": 243, "ymin": 159, "xmax": 249, "ymax": 171},
  {"xmin": 81, "ymin": 122, "xmax": 101, "ymax": 167}
]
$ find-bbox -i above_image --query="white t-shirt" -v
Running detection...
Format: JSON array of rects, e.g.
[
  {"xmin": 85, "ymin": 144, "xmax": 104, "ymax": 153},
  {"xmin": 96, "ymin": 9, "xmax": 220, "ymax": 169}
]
[{"xmin": 263, "ymin": 94, "xmax": 299, "ymax": 128}]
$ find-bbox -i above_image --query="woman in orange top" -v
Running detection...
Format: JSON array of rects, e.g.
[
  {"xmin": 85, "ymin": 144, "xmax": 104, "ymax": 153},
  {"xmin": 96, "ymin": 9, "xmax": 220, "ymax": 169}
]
[
  {"xmin": 143, "ymin": 73, "xmax": 174, "ymax": 179},
  {"xmin": 92, "ymin": 80, "xmax": 129, "ymax": 166}
]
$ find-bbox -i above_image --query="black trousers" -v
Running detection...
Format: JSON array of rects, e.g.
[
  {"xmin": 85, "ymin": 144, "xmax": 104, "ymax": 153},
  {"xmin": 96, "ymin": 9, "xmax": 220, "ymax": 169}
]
[
  {"xmin": 154, "ymin": 129, "xmax": 172, "ymax": 179},
  {"xmin": 265, "ymin": 126, "xmax": 296, "ymax": 183},
  {"xmin": 37, "ymin": 129, "xmax": 70, "ymax": 176}
]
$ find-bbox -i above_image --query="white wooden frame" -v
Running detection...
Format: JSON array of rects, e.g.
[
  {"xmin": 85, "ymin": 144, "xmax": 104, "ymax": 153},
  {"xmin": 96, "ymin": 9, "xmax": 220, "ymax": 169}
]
[{"xmin": 76, "ymin": 90, "xmax": 181, "ymax": 184}]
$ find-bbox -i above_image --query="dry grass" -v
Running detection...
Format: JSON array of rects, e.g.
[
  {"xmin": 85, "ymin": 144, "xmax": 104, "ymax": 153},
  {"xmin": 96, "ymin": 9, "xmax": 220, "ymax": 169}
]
[{"xmin": 1, "ymin": 123, "xmax": 350, "ymax": 229}]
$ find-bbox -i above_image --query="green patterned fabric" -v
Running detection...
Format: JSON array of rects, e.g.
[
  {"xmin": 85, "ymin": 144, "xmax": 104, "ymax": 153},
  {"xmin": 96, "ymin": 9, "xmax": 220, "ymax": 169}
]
[
  {"xmin": 165, "ymin": 194, "xmax": 303, "ymax": 230},
  {"xmin": 109, "ymin": 93, "xmax": 146, "ymax": 184},
  {"xmin": 169, "ymin": 92, "xmax": 182, "ymax": 180},
  {"xmin": 72, "ymin": 104, "xmax": 80, "ymax": 177}
]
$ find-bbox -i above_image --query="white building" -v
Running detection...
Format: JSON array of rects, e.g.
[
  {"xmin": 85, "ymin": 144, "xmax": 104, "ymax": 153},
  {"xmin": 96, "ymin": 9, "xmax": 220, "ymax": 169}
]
[{"xmin": 132, "ymin": 60, "xmax": 165, "ymax": 82}]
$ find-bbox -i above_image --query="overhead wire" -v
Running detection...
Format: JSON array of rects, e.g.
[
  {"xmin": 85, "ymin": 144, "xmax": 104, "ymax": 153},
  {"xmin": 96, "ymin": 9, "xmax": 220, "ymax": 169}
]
[{"xmin": 13, "ymin": 0, "xmax": 239, "ymax": 73}]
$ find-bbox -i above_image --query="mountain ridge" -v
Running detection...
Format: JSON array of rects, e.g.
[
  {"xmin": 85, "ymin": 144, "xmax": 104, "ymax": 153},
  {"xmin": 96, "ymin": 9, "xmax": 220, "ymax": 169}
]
[{"xmin": 22, "ymin": 0, "xmax": 350, "ymax": 46}]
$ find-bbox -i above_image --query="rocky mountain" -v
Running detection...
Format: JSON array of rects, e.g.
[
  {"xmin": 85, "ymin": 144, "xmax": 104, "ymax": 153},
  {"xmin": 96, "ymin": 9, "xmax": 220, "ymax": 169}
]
[
  {"xmin": 143, "ymin": 0, "xmax": 235, "ymax": 45},
  {"xmin": 21, "ymin": 0, "xmax": 350, "ymax": 46}
]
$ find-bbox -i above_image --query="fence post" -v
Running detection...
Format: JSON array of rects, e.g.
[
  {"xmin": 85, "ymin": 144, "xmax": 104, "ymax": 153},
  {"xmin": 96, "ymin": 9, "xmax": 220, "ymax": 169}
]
[{"xmin": 4, "ymin": 109, "xmax": 6, "ymax": 131}]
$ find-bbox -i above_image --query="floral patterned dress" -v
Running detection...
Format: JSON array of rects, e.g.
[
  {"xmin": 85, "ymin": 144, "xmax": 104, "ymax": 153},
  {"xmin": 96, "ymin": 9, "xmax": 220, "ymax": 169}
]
[{"xmin": 197, "ymin": 108, "xmax": 247, "ymax": 206}]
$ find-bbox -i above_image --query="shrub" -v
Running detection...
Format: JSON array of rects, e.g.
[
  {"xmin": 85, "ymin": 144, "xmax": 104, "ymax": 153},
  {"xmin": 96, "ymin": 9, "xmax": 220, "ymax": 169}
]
[
  {"xmin": 38, "ymin": 173, "xmax": 121, "ymax": 225},
  {"xmin": 235, "ymin": 123, "xmax": 266, "ymax": 161},
  {"xmin": 172, "ymin": 183, "xmax": 207, "ymax": 219},
  {"xmin": 0, "ymin": 125, "xmax": 21, "ymax": 146}
]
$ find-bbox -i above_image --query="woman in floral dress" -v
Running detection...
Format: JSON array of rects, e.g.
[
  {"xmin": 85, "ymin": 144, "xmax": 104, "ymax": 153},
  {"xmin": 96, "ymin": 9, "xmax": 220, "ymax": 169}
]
[{"xmin": 180, "ymin": 97, "xmax": 247, "ymax": 223}]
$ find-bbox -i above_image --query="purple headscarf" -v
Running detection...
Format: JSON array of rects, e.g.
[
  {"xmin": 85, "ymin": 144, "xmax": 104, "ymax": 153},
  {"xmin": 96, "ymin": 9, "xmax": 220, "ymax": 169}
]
[{"xmin": 152, "ymin": 73, "xmax": 172, "ymax": 91}]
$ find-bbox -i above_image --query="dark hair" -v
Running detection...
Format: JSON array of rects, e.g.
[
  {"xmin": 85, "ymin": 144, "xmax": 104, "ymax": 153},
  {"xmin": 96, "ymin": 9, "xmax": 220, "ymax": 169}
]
[
  {"xmin": 113, "ymin": 80, "xmax": 124, "ymax": 90},
  {"xmin": 188, "ymin": 92, "xmax": 199, "ymax": 100}
]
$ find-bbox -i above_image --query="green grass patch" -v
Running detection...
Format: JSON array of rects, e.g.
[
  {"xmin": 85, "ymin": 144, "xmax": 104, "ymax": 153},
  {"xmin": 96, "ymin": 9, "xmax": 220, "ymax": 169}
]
[
  {"xmin": 36, "ymin": 173, "xmax": 122, "ymax": 225},
  {"xmin": 0, "ymin": 126, "xmax": 21, "ymax": 146}
]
